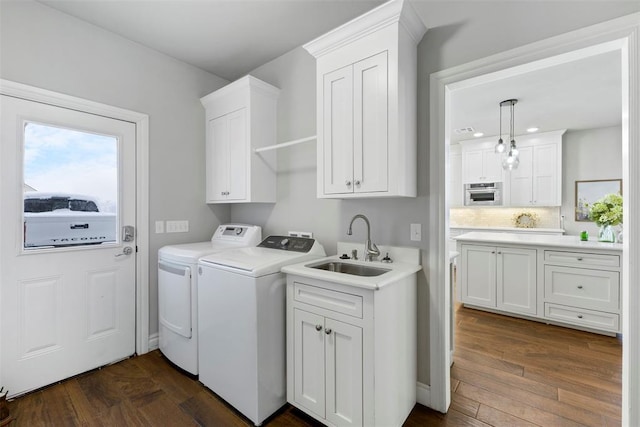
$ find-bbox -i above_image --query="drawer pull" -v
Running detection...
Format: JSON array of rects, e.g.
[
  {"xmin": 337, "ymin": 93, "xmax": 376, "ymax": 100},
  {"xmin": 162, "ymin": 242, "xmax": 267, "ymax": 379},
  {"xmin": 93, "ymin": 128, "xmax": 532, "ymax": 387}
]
[
  {"xmin": 324, "ymin": 328, "xmax": 332, "ymax": 335},
  {"xmin": 315, "ymin": 324, "xmax": 322, "ymax": 331},
  {"xmin": 577, "ymin": 314, "xmax": 583, "ymax": 319},
  {"xmin": 577, "ymin": 285, "xmax": 583, "ymax": 289},
  {"xmin": 577, "ymin": 257, "xmax": 583, "ymax": 261}
]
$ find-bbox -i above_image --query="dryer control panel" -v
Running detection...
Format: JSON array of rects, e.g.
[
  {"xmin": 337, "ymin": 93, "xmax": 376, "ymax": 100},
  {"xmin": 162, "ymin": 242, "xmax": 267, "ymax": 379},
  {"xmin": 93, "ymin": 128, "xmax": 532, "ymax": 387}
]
[{"xmin": 257, "ymin": 235, "xmax": 316, "ymax": 252}]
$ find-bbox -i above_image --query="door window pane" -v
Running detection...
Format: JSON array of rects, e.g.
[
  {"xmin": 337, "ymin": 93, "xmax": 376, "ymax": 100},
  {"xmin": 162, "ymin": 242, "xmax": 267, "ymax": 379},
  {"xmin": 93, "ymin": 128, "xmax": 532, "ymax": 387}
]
[{"xmin": 23, "ymin": 122, "xmax": 118, "ymax": 249}]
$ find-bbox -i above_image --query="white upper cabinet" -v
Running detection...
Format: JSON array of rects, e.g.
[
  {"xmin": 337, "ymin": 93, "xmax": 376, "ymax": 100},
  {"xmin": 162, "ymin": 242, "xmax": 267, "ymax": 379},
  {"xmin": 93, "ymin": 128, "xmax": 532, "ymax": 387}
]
[
  {"xmin": 459, "ymin": 141, "xmax": 504, "ymax": 184},
  {"xmin": 304, "ymin": 0, "xmax": 427, "ymax": 198},
  {"xmin": 506, "ymin": 130, "xmax": 565, "ymax": 207},
  {"xmin": 456, "ymin": 129, "xmax": 565, "ymax": 207},
  {"xmin": 200, "ymin": 76, "xmax": 280, "ymax": 203}
]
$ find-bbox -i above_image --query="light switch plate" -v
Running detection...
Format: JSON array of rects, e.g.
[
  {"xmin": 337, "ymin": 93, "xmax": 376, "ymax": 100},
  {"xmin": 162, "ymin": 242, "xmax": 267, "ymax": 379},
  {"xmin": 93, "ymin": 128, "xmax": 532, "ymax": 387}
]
[
  {"xmin": 155, "ymin": 221, "xmax": 164, "ymax": 234},
  {"xmin": 166, "ymin": 220, "xmax": 189, "ymax": 233},
  {"xmin": 411, "ymin": 223, "xmax": 421, "ymax": 241}
]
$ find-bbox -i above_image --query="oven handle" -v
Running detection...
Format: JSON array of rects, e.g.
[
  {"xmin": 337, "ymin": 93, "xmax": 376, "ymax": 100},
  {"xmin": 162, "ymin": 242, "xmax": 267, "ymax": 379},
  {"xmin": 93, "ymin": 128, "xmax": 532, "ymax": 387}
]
[{"xmin": 466, "ymin": 189, "xmax": 499, "ymax": 193}]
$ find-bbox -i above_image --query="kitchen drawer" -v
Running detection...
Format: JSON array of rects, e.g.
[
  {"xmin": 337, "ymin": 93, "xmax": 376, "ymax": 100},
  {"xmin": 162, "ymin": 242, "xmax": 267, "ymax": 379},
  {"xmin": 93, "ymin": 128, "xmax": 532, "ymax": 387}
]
[
  {"xmin": 544, "ymin": 250, "xmax": 619, "ymax": 268},
  {"xmin": 545, "ymin": 303, "xmax": 619, "ymax": 332},
  {"xmin": 293, "ymin": 282, "xmax": 363, "ymax": 318},
  {"xmin": 544, "ymin": 265, "xmax": 619, "ymax": 311}
]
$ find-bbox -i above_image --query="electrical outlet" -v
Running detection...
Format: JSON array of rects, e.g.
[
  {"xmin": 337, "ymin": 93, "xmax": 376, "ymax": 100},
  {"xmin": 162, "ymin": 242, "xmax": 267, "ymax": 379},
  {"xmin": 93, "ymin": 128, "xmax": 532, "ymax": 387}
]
[
  {"xmin": 155, "ymin": 221, "xmax": 164, "ymax": 234},
  {"xmin": 410, "ymin": 223, "xmax": 421, "ymax": 241}
]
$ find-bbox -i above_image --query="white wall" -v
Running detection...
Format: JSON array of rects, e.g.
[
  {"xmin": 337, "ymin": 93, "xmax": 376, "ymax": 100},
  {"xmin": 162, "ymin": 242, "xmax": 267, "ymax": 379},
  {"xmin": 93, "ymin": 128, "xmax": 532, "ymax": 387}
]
[
  {"xmin": 0, "ymin": 0, "xmax": 231, "ymax": 335},
  {"xmin": 236, "ymin": 1, "xmax": 640, "ymax": 386},
  {"xmin": 561, "ymin": 126, "xmax": 623, "ymax": 236}
]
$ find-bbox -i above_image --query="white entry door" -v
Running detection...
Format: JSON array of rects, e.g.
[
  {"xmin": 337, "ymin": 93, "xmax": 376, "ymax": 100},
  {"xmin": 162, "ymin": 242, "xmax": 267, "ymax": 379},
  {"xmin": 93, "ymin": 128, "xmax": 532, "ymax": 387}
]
[{"xmin": 0, "ymin": 95, "xmax": 137, "ymax": 396}]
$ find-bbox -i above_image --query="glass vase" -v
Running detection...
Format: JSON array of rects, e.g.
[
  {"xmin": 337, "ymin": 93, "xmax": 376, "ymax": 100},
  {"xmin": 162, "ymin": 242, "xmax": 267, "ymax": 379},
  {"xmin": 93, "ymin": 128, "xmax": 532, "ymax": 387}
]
[
  {"xmin": 617, "ymin": 225, "xmax": 623, "ymax": 244},
  {"xmin": 598, "ymin": 224, "xmax": 616, "ymax": 243}
]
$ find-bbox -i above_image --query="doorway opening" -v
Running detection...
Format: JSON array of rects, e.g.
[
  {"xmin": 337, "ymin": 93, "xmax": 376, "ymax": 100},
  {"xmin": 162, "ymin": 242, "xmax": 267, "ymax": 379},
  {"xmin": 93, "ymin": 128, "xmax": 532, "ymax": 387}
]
[{"xmin": 428, "ymin": 14, "xmax": 639, "ymax": 425}]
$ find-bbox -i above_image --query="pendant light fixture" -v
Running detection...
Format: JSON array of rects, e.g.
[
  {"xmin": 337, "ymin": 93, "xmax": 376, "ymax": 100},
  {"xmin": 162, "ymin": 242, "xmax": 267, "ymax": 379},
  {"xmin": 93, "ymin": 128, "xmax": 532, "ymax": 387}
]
[
  {"xmin": 495, "ymin": 101, "xmax": 506, "ymax": 153},
  {"xmin": 499, "ymin": 99, "xmax": 519, "ymax": 170}
]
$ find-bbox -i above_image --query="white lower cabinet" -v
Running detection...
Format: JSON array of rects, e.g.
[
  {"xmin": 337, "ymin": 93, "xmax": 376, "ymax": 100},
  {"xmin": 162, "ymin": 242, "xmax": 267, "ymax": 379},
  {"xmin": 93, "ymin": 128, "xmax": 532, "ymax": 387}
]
[
  {"xmin": 458, "ymin": 240, "xmax": 622, "ymax": 334},
  {"xmin": 294, "ymin": 309, "xmax": 363, "ymax": 426},
  {"xmin": 460, "ymin": 244, "xmax": 537, "ymax": 315},
  {"xmin": 286, "ymin": 276, "xmax": 417, "ymax": 427}
]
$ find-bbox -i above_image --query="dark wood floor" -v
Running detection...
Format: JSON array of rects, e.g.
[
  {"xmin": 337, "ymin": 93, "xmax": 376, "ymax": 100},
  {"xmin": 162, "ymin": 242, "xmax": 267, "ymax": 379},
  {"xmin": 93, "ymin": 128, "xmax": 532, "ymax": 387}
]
[{"xmin": 7, "ymin": 304, "xmax": 621, "ymax": 426}]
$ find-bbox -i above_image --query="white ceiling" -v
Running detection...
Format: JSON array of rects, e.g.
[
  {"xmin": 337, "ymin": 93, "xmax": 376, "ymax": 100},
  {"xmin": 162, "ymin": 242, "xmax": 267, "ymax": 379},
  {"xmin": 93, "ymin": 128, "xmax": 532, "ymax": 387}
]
[
  {"xmin": 37, "ymin": 0, "xmax": 385, "ymax": 81},
  {"xmin": 36, "ymin": 0, "xmax": 622, "ymax": 140},
  {"xmin": 450, "ymin": 50, "xmax": 622, "ymax": 143}
]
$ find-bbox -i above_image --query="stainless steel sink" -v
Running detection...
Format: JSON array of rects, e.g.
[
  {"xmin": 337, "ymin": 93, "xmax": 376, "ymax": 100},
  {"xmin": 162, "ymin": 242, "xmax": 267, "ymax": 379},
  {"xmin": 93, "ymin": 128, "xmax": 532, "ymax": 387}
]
[{"xmin": 309, "ymin": 261, "xmax": 390, "ymax": 277}]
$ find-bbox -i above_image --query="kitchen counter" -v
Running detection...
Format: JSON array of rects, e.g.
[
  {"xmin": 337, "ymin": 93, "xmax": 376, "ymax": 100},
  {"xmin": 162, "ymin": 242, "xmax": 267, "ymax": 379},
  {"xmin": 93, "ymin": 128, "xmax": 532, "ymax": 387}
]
[
  {"xmin": 455, "ymin": 231, "xmax": 622, "ymax": 251},
  {"xmin": 451, "ymin": 226, "xmax": 565, "ymax": 234}
]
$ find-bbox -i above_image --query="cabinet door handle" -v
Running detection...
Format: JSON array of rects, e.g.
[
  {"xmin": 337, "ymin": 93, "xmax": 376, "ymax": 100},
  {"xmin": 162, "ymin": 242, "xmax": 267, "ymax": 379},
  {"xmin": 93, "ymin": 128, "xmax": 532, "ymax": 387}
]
[
  {"xmin": 324, "ymin": 328, "xmax": 332, "ymax": 335},
  {"xmin": 577, "ymin": 285, "xmax": 583, "ymax": 289},
  {"xmin": 577, "ymin": 257, "xmax": 583, "ymax": 261},
  {"xmin": 354, "ymin": 179, "xmax": 361, "ymax": 186},
  {"xmin": 345, "ymin": 180, "xmax": 352, "ymax": 187},
  {"xmin": 497, "ymin": 251, "xmax": 502, "ymax": 255},
  {"xmin": 577, "ymin": 314, "xmax": 584, "ymax": 319},
  {"xmin": 491, "ymin": 251, "xmax": 496, "ymax": 254},
  {"xmin": 315, "ymin": 324, "xmax": 322, "ymax": 331}
]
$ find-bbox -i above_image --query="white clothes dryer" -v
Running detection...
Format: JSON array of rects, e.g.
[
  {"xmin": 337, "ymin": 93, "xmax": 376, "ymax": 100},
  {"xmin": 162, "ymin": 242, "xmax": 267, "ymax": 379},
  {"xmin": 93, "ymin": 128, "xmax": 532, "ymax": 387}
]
[
  {"xmin": 197, "ymin": 236, "xmax": 325, "ymax": 426},
  {"xmin": 157, "ymin": 224, "xmax": 261, "ymax": 375}
]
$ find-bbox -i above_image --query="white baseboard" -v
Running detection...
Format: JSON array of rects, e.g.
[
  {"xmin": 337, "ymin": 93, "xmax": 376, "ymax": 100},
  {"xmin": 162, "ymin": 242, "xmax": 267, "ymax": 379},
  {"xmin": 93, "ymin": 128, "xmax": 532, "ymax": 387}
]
[
  {"xmin": 416, "ymin": 381, "xmax": 431, "ymax": 406},
  {"xmin": 148, "ymin": 332, "xmax": 159, "ymax": 351}
]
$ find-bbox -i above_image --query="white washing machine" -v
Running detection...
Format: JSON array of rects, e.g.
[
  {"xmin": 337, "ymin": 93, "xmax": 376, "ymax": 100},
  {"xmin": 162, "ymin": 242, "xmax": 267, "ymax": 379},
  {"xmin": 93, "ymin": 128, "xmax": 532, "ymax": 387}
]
[
  {"xmin": 157, "ymin": 224, "xmax": 261, "ymax": 375},
  {"xmin": 197, "ymin": 235, "xmax": 326, "ymax": 426}
]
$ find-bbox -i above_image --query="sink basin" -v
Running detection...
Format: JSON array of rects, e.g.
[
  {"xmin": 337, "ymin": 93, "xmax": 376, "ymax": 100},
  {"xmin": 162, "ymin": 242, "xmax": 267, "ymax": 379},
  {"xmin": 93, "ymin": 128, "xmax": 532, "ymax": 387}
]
[{"xmin": 309, "ymin": 261, "xmax": 390, "ymax": 277}]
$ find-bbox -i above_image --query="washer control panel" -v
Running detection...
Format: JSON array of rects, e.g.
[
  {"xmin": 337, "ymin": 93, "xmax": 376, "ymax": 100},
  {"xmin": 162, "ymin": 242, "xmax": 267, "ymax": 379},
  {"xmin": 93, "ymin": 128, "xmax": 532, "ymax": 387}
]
[{"xmin": 257, "ymin": 235, "xmax": 316, "ymax": 252}]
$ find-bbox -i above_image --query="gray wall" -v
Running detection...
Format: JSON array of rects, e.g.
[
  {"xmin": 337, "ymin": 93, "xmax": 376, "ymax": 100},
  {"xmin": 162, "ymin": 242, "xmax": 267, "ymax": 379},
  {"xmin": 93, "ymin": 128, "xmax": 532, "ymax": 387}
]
[
  {"xmin": 2, "ymin": 0, "xmax": 637, "ymax": 388},
  {"xmin": 0, "ymin": 0, "xmax": 231, "ymax": 335},
  {"xmin": 235, "ymin": 1, "xmax": 639, "ymax": 385},
  {"xmin": 561, "ymin": 126, "xmax": 623, "ymax": 236}
]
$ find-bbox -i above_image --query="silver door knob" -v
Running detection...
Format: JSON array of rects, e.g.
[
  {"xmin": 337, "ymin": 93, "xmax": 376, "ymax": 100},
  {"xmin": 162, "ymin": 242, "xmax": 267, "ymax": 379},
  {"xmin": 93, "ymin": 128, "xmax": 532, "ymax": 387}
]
[{"xmin": 115, "ymin": 246, "xmax": 133, "ymax": 257}]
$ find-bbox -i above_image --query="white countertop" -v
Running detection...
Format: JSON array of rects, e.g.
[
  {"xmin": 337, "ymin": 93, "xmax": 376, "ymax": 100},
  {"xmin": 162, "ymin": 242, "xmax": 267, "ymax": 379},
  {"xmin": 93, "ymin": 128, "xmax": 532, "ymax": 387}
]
[
  {"xmin": 454, "ymin": 231, "xmax": 622, "ymax": 251},
  {"xmin": 451, "ymin": 226, "xmax": 565, "ymax": 233},
  {"xmin": 281, "ymin": 255, "xmax": 422, "ymax": 290}
]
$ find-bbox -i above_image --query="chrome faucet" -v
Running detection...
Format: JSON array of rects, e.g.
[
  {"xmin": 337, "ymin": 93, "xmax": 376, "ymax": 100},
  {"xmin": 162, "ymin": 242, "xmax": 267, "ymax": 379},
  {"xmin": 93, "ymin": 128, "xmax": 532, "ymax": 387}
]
[{"xmin": 347, "ymin": 214, "xmax": 380, "ymax": 262}]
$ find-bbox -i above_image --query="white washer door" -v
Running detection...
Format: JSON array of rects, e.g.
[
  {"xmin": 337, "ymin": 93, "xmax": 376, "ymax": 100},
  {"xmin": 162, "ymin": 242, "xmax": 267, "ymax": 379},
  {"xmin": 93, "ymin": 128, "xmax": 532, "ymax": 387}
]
[{"xmin": 158, "ymin": 261, "xmax": 192, "ymax": 338}]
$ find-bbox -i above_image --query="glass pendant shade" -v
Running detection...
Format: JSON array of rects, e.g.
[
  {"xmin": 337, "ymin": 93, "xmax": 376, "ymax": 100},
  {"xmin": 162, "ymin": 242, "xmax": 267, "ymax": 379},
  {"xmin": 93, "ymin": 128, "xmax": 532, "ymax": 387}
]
[
  {"xmin": 510, "ymin": 140, "xmax": 519, "ymax": 158},
  {"xmin": 498, "ymin": 99, "xmax": 519, "ymax": 170}
]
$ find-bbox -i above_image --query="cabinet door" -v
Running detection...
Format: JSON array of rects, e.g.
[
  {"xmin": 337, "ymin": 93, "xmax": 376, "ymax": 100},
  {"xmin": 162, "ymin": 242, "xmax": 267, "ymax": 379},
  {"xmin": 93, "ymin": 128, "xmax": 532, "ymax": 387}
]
[
  {"xmin": 482, "ymin": 149, "xmax": 503, "ymax": 182},
  {"xmin": 461, "ymin": 245, "xmax": 496, "ymax": 307},
  {"xmin": 323, "ymin": 66, "xmax": 354, "ymax": 195},
  {"xmin": 497, "ymin": 247, "xmax": 537, "ymax": 315},
  {"xmin": 225, "ymin": 108, "xmax": 247, "ymax": 201},
  {"xmin": 353, "ymin": 51, "xmax": 388, "ymax": 194},
  {"xmin": 206, "ymin": 109, "xmax": 247, "ymax": 202},
  {"xmin": 293, "ymin": 309, "xmax": 326, "ymax": 418},
  {"xmin": 207, "ymin": 114, "xmax": 230, "ymax": 202},
  {"xmin": 462, "ymin": 149, "xmax": 484, "ymax": 183},
  {"xmin": 508, "ymin": 145, "xmax": 533, "ymax": 206},
  {"xmin": 532, "ymin": 143, "xmax": 559, "ymax": 206},
  {"xmin": 325, "ymin": 318, "xmax": 363, "ymax": 427}
]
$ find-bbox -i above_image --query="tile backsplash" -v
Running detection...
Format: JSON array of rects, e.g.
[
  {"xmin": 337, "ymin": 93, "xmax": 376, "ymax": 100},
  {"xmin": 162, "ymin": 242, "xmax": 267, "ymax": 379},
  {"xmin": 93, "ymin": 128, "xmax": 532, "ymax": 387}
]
[{"xmin": 450, "ymin": 207, "xmax": 561, "ymax": 229}]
